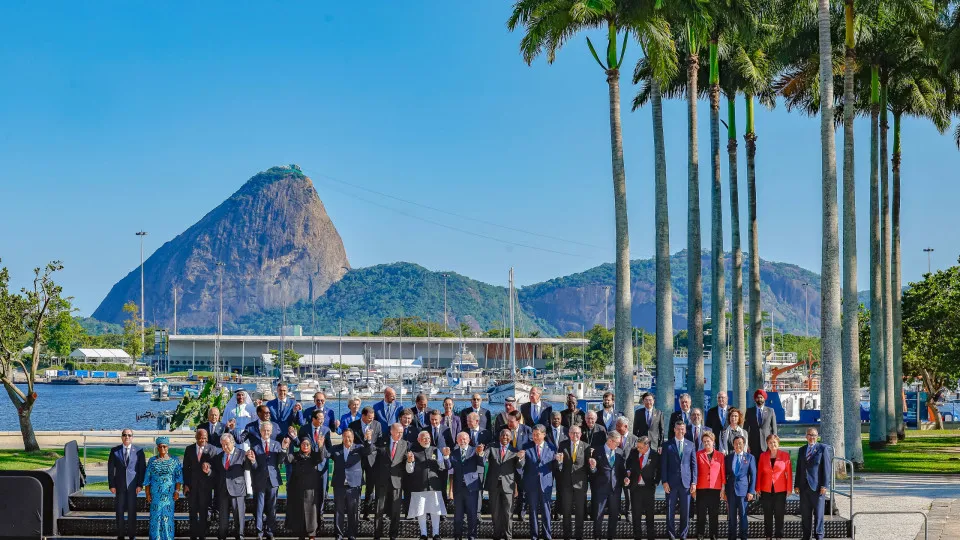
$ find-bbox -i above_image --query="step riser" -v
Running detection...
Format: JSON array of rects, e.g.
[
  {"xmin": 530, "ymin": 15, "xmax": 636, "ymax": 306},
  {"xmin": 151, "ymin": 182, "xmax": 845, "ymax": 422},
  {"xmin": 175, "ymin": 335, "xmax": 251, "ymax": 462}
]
[{"xmin": 56, "ymin": 517, "xmax": 852, "ymax": 538}]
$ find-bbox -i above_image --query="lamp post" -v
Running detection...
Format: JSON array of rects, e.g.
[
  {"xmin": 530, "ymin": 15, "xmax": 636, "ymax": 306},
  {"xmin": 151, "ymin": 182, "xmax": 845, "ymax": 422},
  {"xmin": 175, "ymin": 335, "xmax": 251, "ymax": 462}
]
[
  {"xmin": 216, "ymin": 262, "xmax": 225, "ymax": 377},
  {"xmin": 802, "ymin": 283, "xmax": 809, "ymax": 337},
  {"xmin": 442, "ymin": 273, "xmax": 449, "ymax": 332},
  {"xmin": 923, "ymin": 247, "xmax": 934, "ymax": 275},
  {"xmin": 603, "ymin": 285, "xmax": 611, "ymax": 330},
  {"xmin": 135, "ymin": 231, "xmax": 147, "ymax": 364}
]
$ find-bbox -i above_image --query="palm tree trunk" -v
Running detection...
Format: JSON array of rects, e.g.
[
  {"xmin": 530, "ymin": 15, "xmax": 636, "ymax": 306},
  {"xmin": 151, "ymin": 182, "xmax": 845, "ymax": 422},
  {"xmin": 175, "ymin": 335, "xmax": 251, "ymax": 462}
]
[
  {"xmin": 727, "ymin": 94, "xmax": 746, "ymax": 412},
  {"xmin": 892, "ymin": 111, "xmax": 904, "ymax": 438},
  {"xmin": 842, "ymin": 0, "xmax": 864, "ymax": 466},
  {"xmin": 879, "ymin": 78, "xmax": 896, "ymax": 445},
  {"xmin": 651, "ymin": 77, "xmax": 675, "ymax": 415},
  {"xmin": 686, "ymin": 52, "xmax": 706, "ymax": 413},
  {"xmin": 709, "ymin": 39, "xmax": 727, "ymax": 404},
  {"xmin": 868, "ymin": 65, "xmax": 888, "ymax": 449},
  {"xmin": 745, "ymin": 95, "xmax": 763, "ymax": 398},
  {"xmin": 606, "ymin": 66, "xmax": 634, "ymax": 419},
  {"xmin": 816, "ymin": 0, "xmax": 846, "ymax": 460}
]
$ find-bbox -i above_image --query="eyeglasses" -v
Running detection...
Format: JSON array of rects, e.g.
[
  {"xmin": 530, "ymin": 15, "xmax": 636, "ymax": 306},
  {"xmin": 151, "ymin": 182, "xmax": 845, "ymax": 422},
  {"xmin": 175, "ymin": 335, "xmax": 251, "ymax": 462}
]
[{"xmin": 122, "ymin": 433, "xmax": 133, "ymax": 437}]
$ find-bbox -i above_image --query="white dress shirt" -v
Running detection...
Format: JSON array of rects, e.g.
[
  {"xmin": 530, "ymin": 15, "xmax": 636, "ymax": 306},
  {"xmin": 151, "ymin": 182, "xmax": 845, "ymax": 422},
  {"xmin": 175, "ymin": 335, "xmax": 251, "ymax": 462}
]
[{"xmin": 224, "ymin": 400, "xmax": 257, "ymax": 432}]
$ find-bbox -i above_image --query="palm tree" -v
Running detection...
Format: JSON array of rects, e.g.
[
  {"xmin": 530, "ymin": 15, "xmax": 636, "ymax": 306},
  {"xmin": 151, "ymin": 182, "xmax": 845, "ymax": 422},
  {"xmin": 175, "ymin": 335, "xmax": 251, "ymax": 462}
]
[
  {"xmin": 867, "ymin": 64, "xmax": 888, "ymax": 448},
  {"xmin": 508, "ymin": 0, "xmax": 667, "ymax": 418},
  {"xmin": 815, "ymin": 0, "xmax": 846, "ymax": 461},
  {"xmin": 725, "ymin": 88, "xmax": 747, "ymax": 410},
  {"xmin": 841, "ymin": 0, "xmax": 865, "ymax": 466}
]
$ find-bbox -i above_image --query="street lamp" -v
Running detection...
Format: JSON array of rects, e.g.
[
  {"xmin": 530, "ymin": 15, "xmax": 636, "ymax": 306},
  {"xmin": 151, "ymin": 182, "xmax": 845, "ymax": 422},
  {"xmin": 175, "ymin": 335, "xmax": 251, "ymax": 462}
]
[
  {"xmin": 216, "ymin": 262, "xmax": 225, "ymax": 377},
  {"xmin": 603, "ymin": 285, "xmax": 611, "ymax": 329},
  {"xmin": 802, "ymin": 283, "xmax": 809, "ymax": 337},
  {"xmin": 924, "ymin": 247, "xmax": 934, "ymax": 275},
  {"xmin": 135, "ymin": 231, "xmax": 147, "ymax": 364},
  {"xmin": 442, "ymin": 273, "xmax": 449, "ymax": 332}
]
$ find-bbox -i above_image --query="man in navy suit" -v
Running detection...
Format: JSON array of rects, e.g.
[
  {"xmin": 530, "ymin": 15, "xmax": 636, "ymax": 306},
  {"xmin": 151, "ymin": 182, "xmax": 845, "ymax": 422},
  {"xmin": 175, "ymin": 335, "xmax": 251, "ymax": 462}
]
[
  {"xmin": 107, "ymin": 428, "xmax": 146, "ymax": 540},
  {"xmin": 521, "ymin": 387, "xmax": 553, "ymax": 426},
  {"xmin": 408, "ymin": 393, "xmax": 434, "ymax": 432},
  {"xmin": 201, "ymin": 407, "xmax": 226, "ymax": 449},
  {"xmin": 661, "ymin": 421, "xmax": 698, "ymax": 540},
  {"xmin": 247, "ymin": 423, "xmax": 291, "ymax": 540},
  {"xmin": 669, "ymin": 393, "xmax": 694, "ymax": 434},
  {"xmin": 297, "ymin": 408, "xmax": 334, "ymax": 525},
  {"xmin": 725, "ymin": 434, "xmax": 757, "ymax": 540},
  {"xmin": 301, "ymin": 391, "xmax": 338, "ymax": 433},
  {"xmin": 795, "ymin": 427, "xmax": 831, "ymax": 540},
  {"xmin": 373, "ymin": 387, "xmax": 402, "ymax": 432},
  {"xmin": 546, "ymin": 412, "xmax": 568, "ymax": 448},
  {"xmin": 463, "ymin": 411, "xmax": 492, "ymax": 448},
  {"xmin": 632, "ymin": 393, "xmax": 665, "ymax": 452},
  {"xmin": 685, "ymin": 409, "xmax": 713, "ymax": 453},
  {"xmin": 241, "ymin": 405, "xmax": 284, "ymax": 447},
  {"xmin": 323, "ymin": 428, "xmax": 372, "ymax": 540},
  {"xmin": 521, "ymin": 425, "xmax": 557, "ymax": 540},
  {"xmin": 459, "ymin": 393, "xmax": 492, "ymax": 431},
  {"xmin": 266, "ymin": 382, "xmax": 302, "ymax": 434},
  {"xmin": 449, "ymin": 431, "xmax": 484, "ymax": 540},
  {"xmin": 589, "ymin": 432, "xmax": 627, "ymax": 540},
  {"xmin": 421, "ymin": 410, "xmax": 451, "ymax": 453}
]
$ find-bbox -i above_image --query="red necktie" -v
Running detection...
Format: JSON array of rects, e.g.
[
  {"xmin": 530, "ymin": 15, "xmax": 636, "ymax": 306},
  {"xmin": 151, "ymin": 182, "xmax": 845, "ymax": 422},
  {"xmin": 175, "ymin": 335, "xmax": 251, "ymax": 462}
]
[
  {"xmin": 264, "ymin": 443, "xmax": 269, "ymax": 455},
  {"xmin": 225, "ymin": 452, "xmax": 231, "ymax": 468},
  {"xmin": 314, "ymin": 429, "xmax": 320, "ymax": 444},
  {"xmin": 640, "ymin": 453, "xmax": 645, "ymax": 469},
  {"xmin": 536, "ymin": 445, "xmax": 541, "ymax": 459},
  {"xmin": 500, "ymin": 447, "xmax": 506, "ymax": 461},
  {"xmin": 391, "ymin": 441, "xmax": 397, "ymax": 460}
]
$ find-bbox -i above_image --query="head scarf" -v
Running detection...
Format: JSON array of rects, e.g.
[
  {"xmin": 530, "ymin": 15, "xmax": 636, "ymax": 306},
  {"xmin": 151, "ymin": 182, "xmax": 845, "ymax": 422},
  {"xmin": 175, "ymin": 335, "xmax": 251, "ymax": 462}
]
[
  {"xmin": 754, "ymin": 389, "xmax": 768, "ymax": 400},
  {"xmin": 155, "ymin": 436, "xmax": 170, "ymax": 446}
]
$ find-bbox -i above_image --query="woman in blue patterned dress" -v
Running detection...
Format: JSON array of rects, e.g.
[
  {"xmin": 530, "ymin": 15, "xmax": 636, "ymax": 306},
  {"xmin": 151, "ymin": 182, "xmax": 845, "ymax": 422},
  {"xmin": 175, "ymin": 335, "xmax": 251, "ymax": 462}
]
[{"xmin": 143, "ymin": 436, "xmax": 183, "ymax": 540}]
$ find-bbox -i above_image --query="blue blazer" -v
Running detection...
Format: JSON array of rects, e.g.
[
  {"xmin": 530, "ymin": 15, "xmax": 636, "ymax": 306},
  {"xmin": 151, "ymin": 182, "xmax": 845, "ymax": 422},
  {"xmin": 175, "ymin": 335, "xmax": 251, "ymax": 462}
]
[
  {"xmin": 241, "ymin": 420, "xmax": 284, "ymax": 447},
  {"xmin": 339, "ymin": 411, "xmax": 362, "ymax": 434},
  {"xmin": 420, "ymin": 425, "xmax": 451, "ymax": 452},
  {"xmin": 660, "ymin": 438, "xmax": 698, "ymax": 490},
  {"xmin": 107, "ymin": 445, "xmax": 146, "ymax": 491},
  {"xmin": 508, "ymin": 424, "xmax": 533, "ymax": 452},
  {"xmin": 300, "ymin": 405, "xmax": 337, "ymax": 432},
  {"xmin": 250, "ymin": 439, "xmax": 289, "ymax": 489},
  {"xmin": 266, "ymin": 397, "xmax": 298, "ymax": 432},
  {"xmin": 327, "ymin": 442, "xmax": 369, "ymax": 489},
  {"xmin": 373, "ymin": 400, "xmax": 402, "ymax": 432},
  {"xmin": 795, "ymin": 442, "xmax": 831, "ymax": 492},
  {"xmin": 449, "ymin": 445, "xmax": 485, "ymax": 492},
  {"xmin": 725, "ymin": 452, "xmax": 757, "ymax": 498},
  {"xmin": 463, "ymin": 427, "xmax": 493, "ymax": 448},
  {"xmin": 520, "ymin": 441, "xmax": 557, "ymax": 494}
]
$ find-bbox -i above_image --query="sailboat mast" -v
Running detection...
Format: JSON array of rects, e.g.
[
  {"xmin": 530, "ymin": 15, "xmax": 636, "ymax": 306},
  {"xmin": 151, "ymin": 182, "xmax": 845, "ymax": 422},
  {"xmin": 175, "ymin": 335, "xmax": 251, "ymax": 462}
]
[{"xmin": 509, "ymin": 267, "xmax": 516, "ymax": 379}]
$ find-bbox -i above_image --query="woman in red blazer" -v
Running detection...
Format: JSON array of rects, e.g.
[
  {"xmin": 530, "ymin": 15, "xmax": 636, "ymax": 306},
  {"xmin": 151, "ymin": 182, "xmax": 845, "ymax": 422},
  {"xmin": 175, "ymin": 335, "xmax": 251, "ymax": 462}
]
[
  {"xmin": 693, "ymin": 430, "xmax": 726, "ymax": 540},
  {"xmin": 757, "ymin": 434, "xmax": 793, "ymax": 540}
]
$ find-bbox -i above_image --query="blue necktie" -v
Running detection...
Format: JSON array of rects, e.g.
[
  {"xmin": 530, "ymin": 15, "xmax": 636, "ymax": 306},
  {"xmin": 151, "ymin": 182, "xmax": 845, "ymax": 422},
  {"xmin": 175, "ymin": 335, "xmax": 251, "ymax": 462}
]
[{"xmin": 735, "ymin": 454, "xmax": 742, "ymax": 475}]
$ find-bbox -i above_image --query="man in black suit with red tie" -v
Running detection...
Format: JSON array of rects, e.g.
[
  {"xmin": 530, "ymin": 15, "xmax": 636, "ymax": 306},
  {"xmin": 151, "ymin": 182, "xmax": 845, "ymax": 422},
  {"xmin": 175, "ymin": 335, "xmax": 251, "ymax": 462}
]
[
  {"xmin": 625, "ymin": 436, "xmax": 660, "ymax": 540},
  {"xmin": 183, "ymin": 428, "xmax": 217, "ymax": 540}
]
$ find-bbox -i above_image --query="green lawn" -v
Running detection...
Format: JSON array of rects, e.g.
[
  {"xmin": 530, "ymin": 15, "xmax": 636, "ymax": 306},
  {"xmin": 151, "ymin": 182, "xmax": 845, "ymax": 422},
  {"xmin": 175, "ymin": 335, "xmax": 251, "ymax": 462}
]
[
  {"xmin": 861, "ymin": 434, "xmax": 960, "ymax": 474},
  {"xmin": 0, "ymin": 447, "xmax": 112, "ymax": 471}
]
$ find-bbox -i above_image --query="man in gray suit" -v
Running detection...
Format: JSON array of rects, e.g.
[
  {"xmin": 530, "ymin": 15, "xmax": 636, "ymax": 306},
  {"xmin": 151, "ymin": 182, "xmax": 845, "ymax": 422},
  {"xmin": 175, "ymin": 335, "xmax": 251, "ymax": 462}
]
[
  {"xmin": 108, "ymin": 428, "xmax": 146, "ymax": 540},
  {"xmin": 207, "ymin": 433, "xmax": 253, "ymax": 540},
  {"xmin": 745, "ymin": 389, "xmax": 778, "ymax": 463},
  {"xmin": 247, "ymin": 423, "xmax": 291, "ymax": 540}
]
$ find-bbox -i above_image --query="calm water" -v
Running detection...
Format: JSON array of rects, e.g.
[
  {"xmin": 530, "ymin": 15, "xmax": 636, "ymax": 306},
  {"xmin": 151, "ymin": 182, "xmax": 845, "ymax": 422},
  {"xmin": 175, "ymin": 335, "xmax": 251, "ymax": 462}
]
[{"xmin": 0, "ymin": 384, "xmax": 500, "ymax": 431}]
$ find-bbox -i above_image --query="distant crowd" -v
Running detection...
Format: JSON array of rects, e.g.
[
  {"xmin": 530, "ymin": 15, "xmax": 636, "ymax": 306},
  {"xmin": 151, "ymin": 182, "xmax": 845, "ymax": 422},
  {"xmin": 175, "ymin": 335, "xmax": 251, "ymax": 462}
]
[{"xmin": 109, "ymin": 384, "xmax": 832, "ymax": 540}]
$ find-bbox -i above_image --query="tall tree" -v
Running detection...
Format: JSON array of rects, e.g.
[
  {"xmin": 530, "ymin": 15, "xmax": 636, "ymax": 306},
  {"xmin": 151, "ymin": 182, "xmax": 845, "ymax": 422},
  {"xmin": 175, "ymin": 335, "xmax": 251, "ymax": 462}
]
[
  {"xmin": 509, "ymin": 0, "xmax": 667, "ymax": 418},
  {"xmin": 726, "ymin": 89, "xmax": 747, "ymax": 410},
  {"xmin": 0, "ymin": 261, "xmax": 69, "ymax": 451},
  {"xmin": 868, "ymin": 65, "xmax": 888, "ymax": 448},
  {"xmin": 707, "ymin": 22, "xmax": 728, "ymax": 405},
  {"xmin": 815, "ymin": 0, "xmax": 846, "ymax": 460}
]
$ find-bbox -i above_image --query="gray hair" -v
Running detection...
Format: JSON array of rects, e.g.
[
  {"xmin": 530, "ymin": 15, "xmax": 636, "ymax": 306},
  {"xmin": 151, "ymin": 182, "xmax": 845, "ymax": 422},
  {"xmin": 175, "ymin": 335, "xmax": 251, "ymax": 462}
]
[
  {"xmin": 468, "ymin": 412, "xmax": 480, "ymax": 422},
  {"xmin": 586, "ymin": 410, "xmax": 598, "ymax": 420},
  {"xmin": 691, "ymin": 408, "xmax": 703, "ymax": 417},
  {"xmin": 220, "ymin": 433, "xmax": 235, "ymax": 444},
  {"xmin": 260, "ymin": 422, "xmax": 273, "ymax": 434},
  {"xmin": 679, "ymin": 393, "xmax": 691, "ymax": 402},
  {"xmin": 636, "ymin": 435, "xmax": 651, "ymax": 447},
  {"xmin": 533, "ymin": 424, "xmax": 547, "ymax": 434},
  {"xmin": 551, "ymin": 411, "xmax": 562, "ymax": 419},
  {"xmin": 607, "ymin": 431, "xmax": 622, "ymax": 442},
  {"xmin": 568, "ymin": 425, "xmax": 582, "ymax": 435},
  {"xmin": 615, "ymin": 416, "xmax": 630, "ymax": 428}
]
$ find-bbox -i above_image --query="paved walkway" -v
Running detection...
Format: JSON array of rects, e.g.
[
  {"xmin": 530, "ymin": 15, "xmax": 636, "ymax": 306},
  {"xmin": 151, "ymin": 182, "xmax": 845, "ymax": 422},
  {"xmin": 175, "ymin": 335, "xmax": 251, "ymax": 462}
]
[{"xmin": 837, "ymin": 474, "xmax": 960, "ymax": 540}]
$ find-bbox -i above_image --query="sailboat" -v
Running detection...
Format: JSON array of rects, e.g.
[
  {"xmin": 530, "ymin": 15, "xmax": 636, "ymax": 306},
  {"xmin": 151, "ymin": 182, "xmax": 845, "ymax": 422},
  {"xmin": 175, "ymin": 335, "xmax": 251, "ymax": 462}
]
[{"xmin": 486, "ymin": 268, "xmax": 533, "ymax": 404}]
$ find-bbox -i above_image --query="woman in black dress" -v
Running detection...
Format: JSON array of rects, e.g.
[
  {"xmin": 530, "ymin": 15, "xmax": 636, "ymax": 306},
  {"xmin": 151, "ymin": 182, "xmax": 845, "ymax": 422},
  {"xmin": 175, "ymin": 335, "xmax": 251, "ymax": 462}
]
[{"xmin": 286, "ymin": 437, "xmax": 327, "ymax": 540}]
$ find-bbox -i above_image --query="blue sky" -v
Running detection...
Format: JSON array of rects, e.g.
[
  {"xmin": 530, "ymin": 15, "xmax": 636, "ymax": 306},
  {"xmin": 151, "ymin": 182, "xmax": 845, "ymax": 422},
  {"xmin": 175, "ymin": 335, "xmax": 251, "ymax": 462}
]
[{"xmin": 0, "ymin": 2, "xmax": 957, "ymax": 316}]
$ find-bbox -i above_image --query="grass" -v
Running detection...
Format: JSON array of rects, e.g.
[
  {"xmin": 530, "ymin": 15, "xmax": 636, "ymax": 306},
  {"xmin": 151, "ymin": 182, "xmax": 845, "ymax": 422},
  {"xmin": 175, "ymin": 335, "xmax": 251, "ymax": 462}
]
[
  {"xmin": 861, "ymin": 434, "xmax": 960, "ymax": 474},
  {"xmin": 0, "ymin": 447, "xmax": 112, "ymax": 471}
]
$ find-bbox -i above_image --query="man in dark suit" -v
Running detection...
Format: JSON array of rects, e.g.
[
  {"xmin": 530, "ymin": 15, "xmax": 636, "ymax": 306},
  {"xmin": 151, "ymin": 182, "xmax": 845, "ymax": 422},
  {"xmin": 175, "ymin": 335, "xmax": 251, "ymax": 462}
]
[
  {"xmin": 301, "ymin": 391, "xmax": 338, "ymax": 433},
  {"xmin": 598, "ymin": 392, "xmax": 622, "ymax": 432},
  {"xmin": 795, "ymin": 427, "xmax": 831, "ymax": 540},
  {"xmin": 350, "ymin": 407, "xmax": 383, "ymax": 520},
  {"xmin": 247, "ymin": 423, "xmax": 290, "ymax": 540},
  {"xmin": 201, "ymin": 407, "xmax": 226, "ymax": 449},
  {"xmin": 632, "ymin": 393, "xmax": 665, "ymax": 452},
  {"xmin": 374, "ymin": 423, "xmax": 410, "ymax": 540},
  {"xmin": 459, "ymin": 393, "xmax": 492, "ymax": 432},
  {"xmin": 745, "ymin": 389, "xmax": 778, "ymax": 463},
  {"xmin": 184, "ymin": 428, "xmax": 217, "ymax": 540},
  {"xmin": 493, "ymin": 397, "xmax": 521, "ymax": 434},
  {"xmin": 297, "ymin": 409, "xmax": 334, "ymax": 526},
  {"xmin": 668, "ymin": 392, "xmax": 694, "ymax": 433},
  {"xmin": 521, "ymin": 425, "xmax": 556, "ymax": 540},
  {"xmin": 505, "ymin": 410, "xmax": 533, "ymax": 519},
  {"xmin": 589, "ymin": 432, "xmax": 627, "ymax": 540},
  {"xmin": 398, "ymin": 409, "xmax": 420, "ymax": 444},
  {"xmin": 521, "ymin": 387, "xmax": 553, "ymax": 426},
  {"xmin": 725, "ymin": 435, "xmax": 757, "ymax": 540},
  {"xmin": 449, "ymin": 431, "xmax": 484, "ymax": 540},
  {"xmin": 421, "ymin": 410, "xmax": 450, "ymax": 453},
  {"xmin": 241, "ymin": 405, "xmax": 284, "ymax": 447},
  {"xmin": 612, "ymin": 417, "xmax": 637, "ymax": 519},
  {"xmin": 560, "ymin": 394, "xmax": 585, "ymax": 429},
  {"xmin": 556, "ymin": 425, "xmax": 590, "ymax": 540},
  {"xmin": 408, "ymin": 393, "xmax": 433, "ymax": 431},
  {"xmin": 265, "ymin": 382, "xmax": 302, "ymax": 434},
  {"xmin": 705, "ymin": 391, "xmax": 730, "ymax": 436},
  {"xmin": 480, "ymin": 429, "xmax": 526, "ymax": 540},
  {"xmin": 582, "ymin": 410, "xmax": 608, "ymax": 450},
  {"xmin": 107, "ymin": 428, "xmax": 146, "ymax": 540},
  {"xmin": 661, "ymin": 421, "xmax": 697, "ymax": 540},
  {"xmin": 546, "ymin": 412, "xmax": 568, "ymax": 448},
  {"xmin": 463, "ymin": 411, "xmax": 493, "ymax": 447},
  {"xmin": 685, "ymin": 408, "xmax": 713, "ymax": 453},
  {"xmin": 373, "ymin": 387, "xmax": 402, "ymax": 432},
  {"xmin": 325, "ymin": 428, "xmax": 372, "ymax": 540},
  {"xmin": 209, "ymin": 433, "xmax": 254, "ymax": 540},
  {"xmin": 625, "ymin": 436, "xmax": 660, "ymax": 540}
]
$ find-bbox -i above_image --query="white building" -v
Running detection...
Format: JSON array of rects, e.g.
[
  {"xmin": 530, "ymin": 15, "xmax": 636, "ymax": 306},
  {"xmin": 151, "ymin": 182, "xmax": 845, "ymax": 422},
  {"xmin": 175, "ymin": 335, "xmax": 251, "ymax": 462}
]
[{"xmin": 68, "ymin": 348, "xmax": 133, "ymax": 364}]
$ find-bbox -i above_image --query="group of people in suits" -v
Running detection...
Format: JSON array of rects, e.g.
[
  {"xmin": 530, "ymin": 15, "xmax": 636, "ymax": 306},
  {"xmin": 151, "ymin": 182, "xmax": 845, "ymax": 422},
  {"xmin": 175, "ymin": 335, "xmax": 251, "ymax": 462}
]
[{"xmin": 110, "ymin": 384, "xmax": 832, "ymax": 540}]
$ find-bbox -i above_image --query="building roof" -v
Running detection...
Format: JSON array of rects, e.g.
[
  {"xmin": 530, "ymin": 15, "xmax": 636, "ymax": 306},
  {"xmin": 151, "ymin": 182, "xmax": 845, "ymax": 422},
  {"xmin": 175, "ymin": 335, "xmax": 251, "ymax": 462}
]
[{"xmin": 69, "ymin": 348, "xmax": 132, "ymax": 359}]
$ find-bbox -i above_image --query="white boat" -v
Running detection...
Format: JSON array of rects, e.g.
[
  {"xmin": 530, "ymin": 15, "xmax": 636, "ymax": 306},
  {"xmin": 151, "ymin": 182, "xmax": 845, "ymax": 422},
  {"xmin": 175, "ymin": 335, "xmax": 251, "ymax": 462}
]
[
  {"xmin": 150, "ymin": 379, "xmax": 170, "ymax": 401},
  {"xmin": 487, "ymin": 380, "xmax": 532, "ymax": 404},
  {"xmin": 446, "ymin": 347, "xmax": 488, "ymax": 391},
  {"xmin": 280, "ymin": 367, "xmax": 299, "ymax": 384},
  {"xmin": 297, "ymin": 378, "xmax": 322, "ymax": 401},
  {"xmin": 136, "ymin": 376, "xmax": 152, "ymax": 392}
]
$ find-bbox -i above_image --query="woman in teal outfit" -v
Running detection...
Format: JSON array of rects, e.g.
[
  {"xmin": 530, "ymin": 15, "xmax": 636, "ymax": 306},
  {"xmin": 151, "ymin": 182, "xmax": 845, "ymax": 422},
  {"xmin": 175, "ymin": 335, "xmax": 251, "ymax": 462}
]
[{"xmin": 143, "ymin": 436, "xmax": 183, "ymax": 540}]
